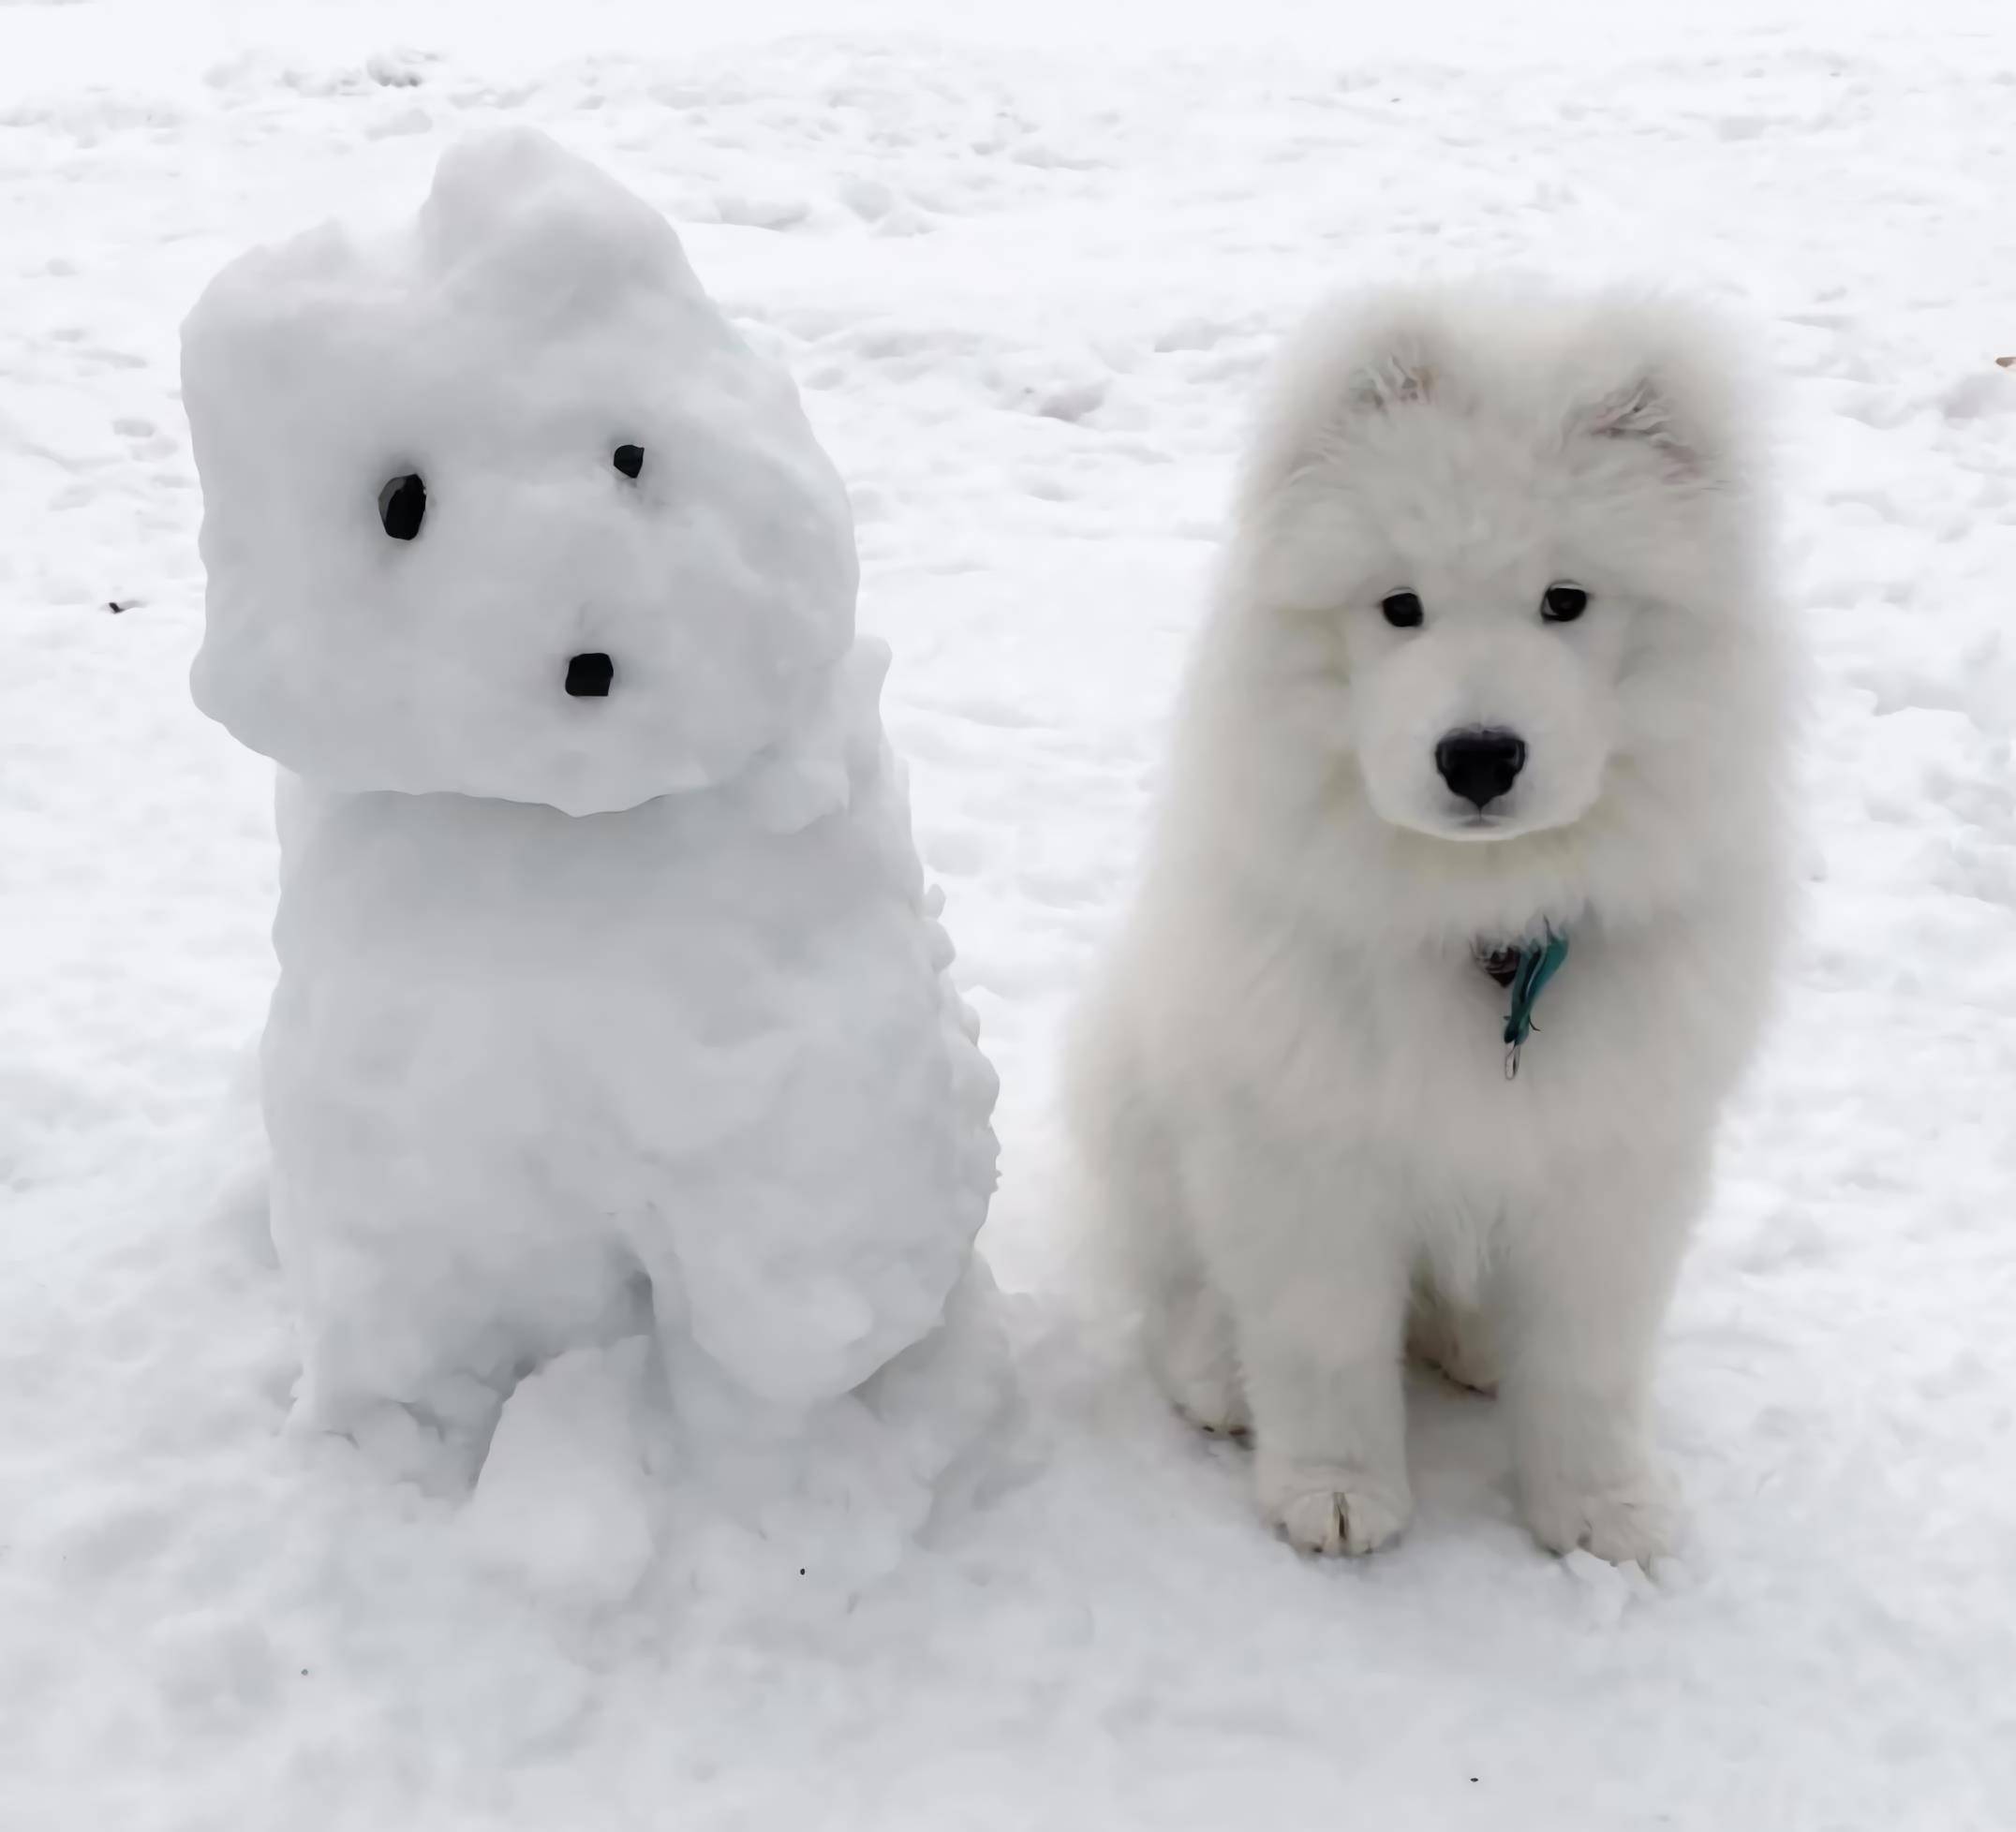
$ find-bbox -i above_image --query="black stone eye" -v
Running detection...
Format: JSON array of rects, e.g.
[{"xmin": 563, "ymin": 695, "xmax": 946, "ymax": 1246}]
[
  {"xmin": 378, "ymin": 473, "xmax": 425, "ymax": 541},
  {"xmin": 1381, "ymin": 590, "xmax": 1425, "ymax": 628},
  {"xmin": 1542, "ymin": 584, "xmax": 1589, "ymax": 623},
  {"xmin": 613, "ymin": 444, "xmax": 645, "ymax": 480}
]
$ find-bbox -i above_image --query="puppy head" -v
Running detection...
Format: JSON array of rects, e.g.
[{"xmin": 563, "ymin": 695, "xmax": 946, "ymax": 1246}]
[{"xmin": 1230, "ymin": 285, "xmax": 1767, "ymax": 856}]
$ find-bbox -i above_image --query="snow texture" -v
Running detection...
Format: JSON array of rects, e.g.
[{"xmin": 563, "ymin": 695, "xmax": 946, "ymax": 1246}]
[
  {"xmin": 3, "ymin": 4, "xmax": 2015, "ymax": 1828},
  {"xmin": 181, "ymin": 127, "xmax": 1006, "ymax": 1584}
]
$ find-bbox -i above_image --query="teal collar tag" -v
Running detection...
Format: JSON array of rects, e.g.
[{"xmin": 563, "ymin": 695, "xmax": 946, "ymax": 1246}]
[{"xmin": 1476, "ymin": 927, "xmax": 1569, "ymax": 1080}]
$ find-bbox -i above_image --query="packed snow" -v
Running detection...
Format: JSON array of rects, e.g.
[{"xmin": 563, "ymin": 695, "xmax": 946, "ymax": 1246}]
[
  {"xmin": 3, "ymin": 2, "xmax": 2014, "ymax": 1828},
  {"xmin": 182, "ymin": 126, "xmax": 1005, "ymax": 1594}
]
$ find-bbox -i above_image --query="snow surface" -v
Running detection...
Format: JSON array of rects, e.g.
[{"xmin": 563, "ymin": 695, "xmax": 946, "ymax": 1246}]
[{"xmin": 4, "ymin": 3, "xmax": 2015, "ymax": 1827}]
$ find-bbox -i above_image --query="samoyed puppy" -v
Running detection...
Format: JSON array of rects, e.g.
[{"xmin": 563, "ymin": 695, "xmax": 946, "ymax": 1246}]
[{"xmin": 1066, "ymin": 283, "xmax": 1790, "ymax": 1563}]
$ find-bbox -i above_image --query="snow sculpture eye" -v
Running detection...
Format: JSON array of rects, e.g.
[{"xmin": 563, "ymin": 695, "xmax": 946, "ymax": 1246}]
[
  {"xmin": 1381, "ymin": 589, "xmax": 1425, "ymax": 628},
  {"xmin": 378, "ymin": 473, "xmax": 426, "ymax": 540},
  {"xmin": 613, "ymin": 444, "xmax": 645, "ymax": 480}
]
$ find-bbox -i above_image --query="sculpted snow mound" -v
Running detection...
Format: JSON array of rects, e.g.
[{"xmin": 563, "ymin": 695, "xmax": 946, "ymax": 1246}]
[{"xmin": 182, "ymin": 130, "xmax": 1008, "ymax": 1594}]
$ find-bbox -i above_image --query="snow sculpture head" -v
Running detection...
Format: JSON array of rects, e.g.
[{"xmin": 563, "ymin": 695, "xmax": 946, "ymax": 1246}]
[{"xmin": 184, "ymin": 129, "xmax": 858, "ymax": 814}]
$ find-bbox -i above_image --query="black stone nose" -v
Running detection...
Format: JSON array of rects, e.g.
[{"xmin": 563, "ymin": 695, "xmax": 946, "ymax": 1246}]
[
  {"xmin": 565, "ymin": 652, "xmax": 614, "ymax": 699},
  {"xmin": 1435, "ymin": 729, "xmax": 1526, "ymax": 809}
]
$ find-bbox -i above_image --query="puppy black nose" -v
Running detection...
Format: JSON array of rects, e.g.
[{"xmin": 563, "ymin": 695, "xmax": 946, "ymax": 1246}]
[
  {"xmin": 565, "ymin": 652, "xmax": 614, "ymax": 699},
  {"xmin": 1435, "ymin": 729, "xmax": 1526, "ymax": 808}
]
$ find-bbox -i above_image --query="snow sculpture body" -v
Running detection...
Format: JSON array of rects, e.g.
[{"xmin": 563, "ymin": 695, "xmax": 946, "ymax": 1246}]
[{"xmin": 182, "ymin": 132, "xmax": 1001, "ymax": 1560}]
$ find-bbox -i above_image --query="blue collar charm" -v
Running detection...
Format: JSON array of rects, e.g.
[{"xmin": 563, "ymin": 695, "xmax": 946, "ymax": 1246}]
[{"xmin": 1475, "ymin": 927, "xmax": 1570, "ymax": 1080}]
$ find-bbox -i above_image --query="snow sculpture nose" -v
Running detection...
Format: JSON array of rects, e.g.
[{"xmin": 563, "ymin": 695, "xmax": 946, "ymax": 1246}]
[{"xmin": 565, "ymin": 653, "xmax": 614, "ymax": 698}]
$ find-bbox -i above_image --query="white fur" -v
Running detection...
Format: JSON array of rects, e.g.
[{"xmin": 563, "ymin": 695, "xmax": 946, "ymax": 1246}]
[{"xmin": 1066, "ymin": 282, "xmax": 1792, "ymax": 1563}]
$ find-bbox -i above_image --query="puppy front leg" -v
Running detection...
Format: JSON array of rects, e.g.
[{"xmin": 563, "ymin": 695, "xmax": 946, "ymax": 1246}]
[
  {"xmin": 1196, "ymin": 1145, "xmax": 1414, "ymax": 1555},
  {"xmin": 1502, "ymin": 1154, "xmax": 1700, "ymax": 1565}
]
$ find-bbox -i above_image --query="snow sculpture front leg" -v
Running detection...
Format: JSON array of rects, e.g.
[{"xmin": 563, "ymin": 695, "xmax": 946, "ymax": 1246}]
[{"xmin": 263, "ymin": 857, "xmax": 647, "ymax": 1462}]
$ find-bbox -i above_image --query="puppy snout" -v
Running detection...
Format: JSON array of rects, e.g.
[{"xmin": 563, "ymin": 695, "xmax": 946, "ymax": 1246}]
[
  {"xmin": 1435, "ymin": 728, "xmax": 1526, "ymax": 809},
  {"xmin": 565, "ymin": 652, "xmax": 615, "ymax": 699}
]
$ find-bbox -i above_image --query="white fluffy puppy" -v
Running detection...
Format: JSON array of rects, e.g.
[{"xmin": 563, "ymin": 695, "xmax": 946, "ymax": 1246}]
[{"xmin": 1067, "ymin": 284, "xmax": 1790, "ymax": 1563}]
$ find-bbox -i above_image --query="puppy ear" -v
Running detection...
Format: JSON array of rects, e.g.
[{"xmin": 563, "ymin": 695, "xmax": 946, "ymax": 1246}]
[
  {"xmin": 1566, "ymin": 296, "xmax": 1753, "ymax": 485},
  {"xmin": 1578, "ymin": 374, "xmax": 1702, "ymax": 472},
  {"xmin": 1343, "ymin": 349, "xmax": 1435, "ymax": 414},
  {"xmin": 1233, "ymin": 292, "xmax": 1456, "ymax": 523}
]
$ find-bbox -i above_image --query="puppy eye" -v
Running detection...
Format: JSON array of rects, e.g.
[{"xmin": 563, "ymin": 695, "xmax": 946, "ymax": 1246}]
[
  {"xmin": 613, "ymin": 444, "xmax": 645, "ymax": 480},
  {"xmin": 378, "ymin": 473, "xmax": 426, "ymax": 541},
  {"xmin": 1380, "ymin": 590, "xmax": 1425, "ymax": 628},
  {"xmin": 1542, "ymin": 584, "xmax": 1589, "ymax": 623}
]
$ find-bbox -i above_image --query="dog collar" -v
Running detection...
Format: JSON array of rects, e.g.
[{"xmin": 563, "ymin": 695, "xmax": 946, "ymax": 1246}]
[{"xmin": 1474, "ymin": 927, "xmax": 1569, "ymax": 1080}]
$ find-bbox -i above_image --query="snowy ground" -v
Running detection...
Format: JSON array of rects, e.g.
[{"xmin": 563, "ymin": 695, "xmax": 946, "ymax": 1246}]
[{"xmin": 5, "ymin": 2, "xmax": 2015, "ymax": 1826}]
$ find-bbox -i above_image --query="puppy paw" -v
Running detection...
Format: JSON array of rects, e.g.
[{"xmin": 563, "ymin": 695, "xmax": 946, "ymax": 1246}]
[
  {"xmin": 1257, "ymin": 1455, "xmax": 1412, "ymax": 1556},
  {"xmin": 1523, "ymin": 1467, "xmax": 1683, "ymax": 1566}
]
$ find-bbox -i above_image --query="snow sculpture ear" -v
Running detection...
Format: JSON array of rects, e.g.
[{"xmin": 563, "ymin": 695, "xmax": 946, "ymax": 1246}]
[{"xmin": 420, "ymin": 127, "xmax": 701, "ymax": 329}]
